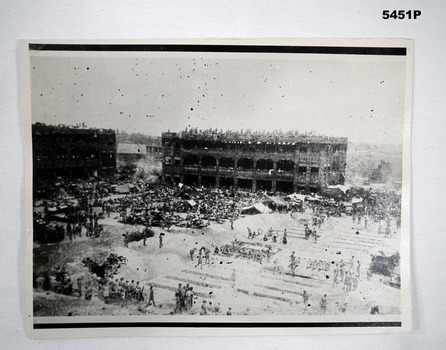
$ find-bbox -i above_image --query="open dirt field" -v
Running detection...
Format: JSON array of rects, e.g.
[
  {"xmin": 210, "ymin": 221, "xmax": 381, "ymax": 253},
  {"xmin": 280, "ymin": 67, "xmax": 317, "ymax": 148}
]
[{"xmin": 34, "ymin": 205, "xmax": 401, "ymax": 317}]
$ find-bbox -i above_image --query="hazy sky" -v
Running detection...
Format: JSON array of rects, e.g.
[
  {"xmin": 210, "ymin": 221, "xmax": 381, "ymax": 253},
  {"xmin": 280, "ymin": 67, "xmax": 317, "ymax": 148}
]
[{"xmin": 30, "ymin": 50, "xmax": 407, "ymax": 144}]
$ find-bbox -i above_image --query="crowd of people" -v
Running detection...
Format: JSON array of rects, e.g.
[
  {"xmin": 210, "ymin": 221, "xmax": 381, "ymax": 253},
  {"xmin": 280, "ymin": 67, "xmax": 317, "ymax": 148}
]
[
  {"xmin": 189, "ymin": 246, "xmax": 212, "ymax": 268},
  {"xmin": 172, "ymin": 283, "xmax": 195, "ymax": 313},
  {"xmin": 213, "ymin": 241, "xmax": 273, "ymax": 264},
  {"xmin": 99, "ymin": 278, "xmax": 146, "ymax": 303},
  {"xmin": 114, "ymin": 185, "xmax": 247, "ymax": 230},
  {"xmin": 34, "ymin": 266, "xmax": 94, "ymax": 300},
  {"xmin": 332, "ymin": 258, "xmax": 361, "ymax": 292},
  {"xmin": 305, "ymin": 189, "xmax": 401, "ymax": 238},
  {"xmin": 281, "ymin": 250, "xmax": 362, "ymax": 296},
  {"xmin": 33, "ymin": 171, "xmax": 402, "ymax": 317},
  {"xmin": 246, "ymin": 227, "xmax": 289, "ymax": 244}
]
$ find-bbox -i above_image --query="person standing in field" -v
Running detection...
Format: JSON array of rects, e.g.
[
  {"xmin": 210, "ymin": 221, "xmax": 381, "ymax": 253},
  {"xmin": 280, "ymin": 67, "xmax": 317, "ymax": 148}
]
[
  {"xmin": 205, "ymin": 248, "xmax": 211, "ymax": 265},
  {"xmin": 190, "ymin": 248, "xmax": 197, "ymax": 261},
  {"xmin": 147, "ymin": 285, "xmax": 155, "ymax": 307},
  {"xmin": 302, "ymin": 290, "xmax": 309, "ymax": 311},
  {"xmin": 186, "ymin": 287, "xmax": 193, "ymax": 310},
  {"xmin": 231, "ymin": 269, "xmax": 237, "ymax": 288},
  {"xmin": 195, "ymin": 254, "xmax": 203, "ymax": 269},
  {"xmin": 200, "ymin": 300, "xmax": 208, "ymax": 315},
  {"xmin": 320, "ymin": 294, "xmax": 328, "ymax": 314}
]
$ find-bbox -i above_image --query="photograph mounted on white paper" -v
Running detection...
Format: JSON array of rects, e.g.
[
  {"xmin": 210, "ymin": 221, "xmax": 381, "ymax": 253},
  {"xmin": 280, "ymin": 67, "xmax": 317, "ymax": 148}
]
[{"xmin": 22, "ymin": 39, "xmax": 412, "ymax": 337}]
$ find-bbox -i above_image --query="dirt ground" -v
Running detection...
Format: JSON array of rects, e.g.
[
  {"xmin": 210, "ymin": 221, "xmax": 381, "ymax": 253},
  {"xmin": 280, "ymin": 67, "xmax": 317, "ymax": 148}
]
[{"xmin": 33, "ymin": 207, "xmax": 401, "ymax": 317}]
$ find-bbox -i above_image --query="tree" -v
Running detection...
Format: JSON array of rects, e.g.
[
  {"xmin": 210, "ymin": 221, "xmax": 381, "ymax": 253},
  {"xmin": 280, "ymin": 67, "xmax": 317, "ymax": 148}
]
[{"xmin": 370, "ymin": 160, "xmax": 392, "ymax": 183}]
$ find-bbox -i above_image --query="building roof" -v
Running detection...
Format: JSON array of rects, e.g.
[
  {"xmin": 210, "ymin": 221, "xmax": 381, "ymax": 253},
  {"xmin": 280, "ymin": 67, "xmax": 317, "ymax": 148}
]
[
  {"xmin": 32, "ymin": 123, "xmax": 115, "ymax": 135},
  {"xmin": 162, "ymin": 128, "xmax": 347, "ymax": 144}
]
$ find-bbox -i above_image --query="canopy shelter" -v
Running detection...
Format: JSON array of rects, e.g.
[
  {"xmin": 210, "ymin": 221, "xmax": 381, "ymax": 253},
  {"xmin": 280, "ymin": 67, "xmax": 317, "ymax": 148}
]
[
  {"xmin": 351, "ymin": 197, "xmax": 363, "ymax": 204},
  {"xmin": 320, "ymin": 187, "xmax": 343, "ymax": 198},
  {"xmin": 186, "ymin": 199, "xmax": 197, "ymax": 208},
  {"xmin": 285, "ymin": 193, "xmax": 306, "ymax": 202},
  {"xmin": 327, "ymin": 184, "xmax": 351, "ymax": 193},
  {"xmin": 262, "ymin": 195, "xmax": 288, "ymax": 207},
  {"xmin": 306, "ymin": 194, "xmax": 323, "ymax": 202},
  {"xmin": 240, "ymin": 202, "xmax": 271, "ymax": 215},
  {"xmin": 271, "ymin": 196, "xmax": 288, "ymax": 206},
  {"xmin": 115, "ymin": 183, "xmax": 131, "ymax": 194},
  {"xmin": 47, "ymin": 205, "xmax": 68, "ymax": 213},
  {"xmin": 91, "ymin": 206, "xmax": 103, "ymax": 214}
]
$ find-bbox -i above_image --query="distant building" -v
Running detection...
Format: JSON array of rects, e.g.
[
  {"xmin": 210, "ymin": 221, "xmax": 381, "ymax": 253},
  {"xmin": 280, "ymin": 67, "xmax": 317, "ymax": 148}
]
[
  {"xmin": 146, "ymin": 142, "xmax": 163, "ymax": 160},
  {"xmin": 117, "ymin": 143, "xmax": 147, "ymax": 169},
  {"xmin": 162, "ymin": 129, "xmax": 347, "ymax": 193},
  {"xmin": 32, "ymin": 123, "xmax": 117, "ymax": 180}
]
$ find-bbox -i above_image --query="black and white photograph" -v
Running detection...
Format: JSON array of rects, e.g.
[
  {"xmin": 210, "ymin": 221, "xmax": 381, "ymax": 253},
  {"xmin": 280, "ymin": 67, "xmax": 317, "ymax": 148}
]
[{"xmin": 23, "ymin": 39, "xmax": 412, "ymax": 336}]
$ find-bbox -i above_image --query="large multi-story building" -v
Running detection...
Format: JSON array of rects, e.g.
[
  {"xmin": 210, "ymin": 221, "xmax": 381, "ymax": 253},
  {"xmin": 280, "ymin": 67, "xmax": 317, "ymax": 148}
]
[
  {"xmin": 32, "ymin": 123, "xmax": 117, "ymax": 181},
  {"xmin": 162, "ymin": 129, "xmax": 347, "ymax": 193}
]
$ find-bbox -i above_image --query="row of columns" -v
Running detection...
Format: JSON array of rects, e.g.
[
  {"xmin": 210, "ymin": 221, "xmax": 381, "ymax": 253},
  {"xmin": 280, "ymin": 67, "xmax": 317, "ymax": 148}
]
[
  {"xmin": 185, "ymin": 155, "xmax": 314, "ymax": 173},
  {"xmin": 176, "ymin": 174, "xmax": 318, "ymax": 192}
]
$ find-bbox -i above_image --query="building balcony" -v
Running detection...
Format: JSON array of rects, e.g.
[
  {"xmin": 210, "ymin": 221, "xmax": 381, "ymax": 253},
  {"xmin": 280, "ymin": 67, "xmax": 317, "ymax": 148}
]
[
  {"xmin": 218, "ymin": 167, "xmax": 236, "ymax": 176},
  {"xmin": 201, "ymin": 167, "xmax": 219, "ymax": 175},
  {"xmin": 183, "ymin": 166, "xmax": 200, "ymax": 175},
  {"xmin": 275, "ymin": 171, "xmax": 294, "ymax": 180},
  {"xmin": 254, "ymin": 170, "xmax": 273, "ymax": 177},
  {"xmin": 236, "ymin": 169, "xmax": 254, "ymax": 178},
  {"xmin": 181, "ymin": 148, "xmax": 295, "ymax": 159},
  {"xmin": 201, "ymin": 166, "xmax": 217, "ymax": 170},
  {"xmin": 298, "ymin": 154, "xmax": 321, "ymax": 163}
]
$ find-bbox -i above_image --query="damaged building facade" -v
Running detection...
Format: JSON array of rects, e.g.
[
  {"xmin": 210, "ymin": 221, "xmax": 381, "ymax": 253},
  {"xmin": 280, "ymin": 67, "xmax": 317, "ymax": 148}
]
[
  {"xmin": 162, "ymin": 129, "xmax": 347, "ymax": 193},
  {"xmin": 32, "ymin": 123, "xmax": 117, "ymax": 181}
]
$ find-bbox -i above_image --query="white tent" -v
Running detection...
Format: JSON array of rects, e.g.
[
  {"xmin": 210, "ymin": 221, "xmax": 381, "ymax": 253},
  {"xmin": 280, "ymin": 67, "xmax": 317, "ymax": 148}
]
[
  {"xmin": 115, "ymin": 183, "xmax": 131, "ymax": 194},
  {"xmin": 306, "ymin": 194, "xmax": 322, "ymax": 202},
  {"xmin": 285, "ymin": 193, "xmax": 306, "ymax": 202},
  {"xmin": 271, "ymin": 196, "xmax": 288, "ymax": 206},
  {"xmin": 240, "ymin": 202, "xmax": 271, "ymax": 215},
  {"xmin": 327, "ymin": 184, "xmax": 351, "ymax": 193},
  {"xmin": 351, "ymin": 197, "xmax": 363, "ymax": 204},
  {"xmin": 263, "ymin": 195, "xmax": 288, "ymax": 207},
  {"xmin": 186, "ymin": 199, "xmax": 197, "ymax": 207}
]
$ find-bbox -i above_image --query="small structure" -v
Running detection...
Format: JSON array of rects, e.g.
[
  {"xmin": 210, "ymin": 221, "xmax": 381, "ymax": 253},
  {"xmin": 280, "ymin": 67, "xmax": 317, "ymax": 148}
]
[
  {"xmin": 162, "ymin": 128, "xmax": 348, "ymax": 193},
  {"xmin": 117, "ymin": 143, "xmax": 147, "ymax": 169},
  {"xmin": 240, "ymin": 202, "xmax": 271, "ymax": 215}
]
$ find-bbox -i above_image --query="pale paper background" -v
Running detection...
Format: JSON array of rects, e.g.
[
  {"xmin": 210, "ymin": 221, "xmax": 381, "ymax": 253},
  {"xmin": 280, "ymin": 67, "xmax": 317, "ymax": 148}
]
[
  {"xmin": 23, "ymin": 38, "xmax": 413, "ymax": 337},
  {"xmin": 1, "ymin": 0, "xmax": 445, "ymax": 348}
]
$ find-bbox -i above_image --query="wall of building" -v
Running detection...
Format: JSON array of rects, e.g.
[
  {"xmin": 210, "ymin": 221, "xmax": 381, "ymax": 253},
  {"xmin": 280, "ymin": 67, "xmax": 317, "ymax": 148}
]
[
  {"xmin": 161, "ymin": 131, "xmax": 347, "ymax": 192},
  {"xmin": 32, "ymin": 124, "xmax": 117, "ymax": 181}
]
